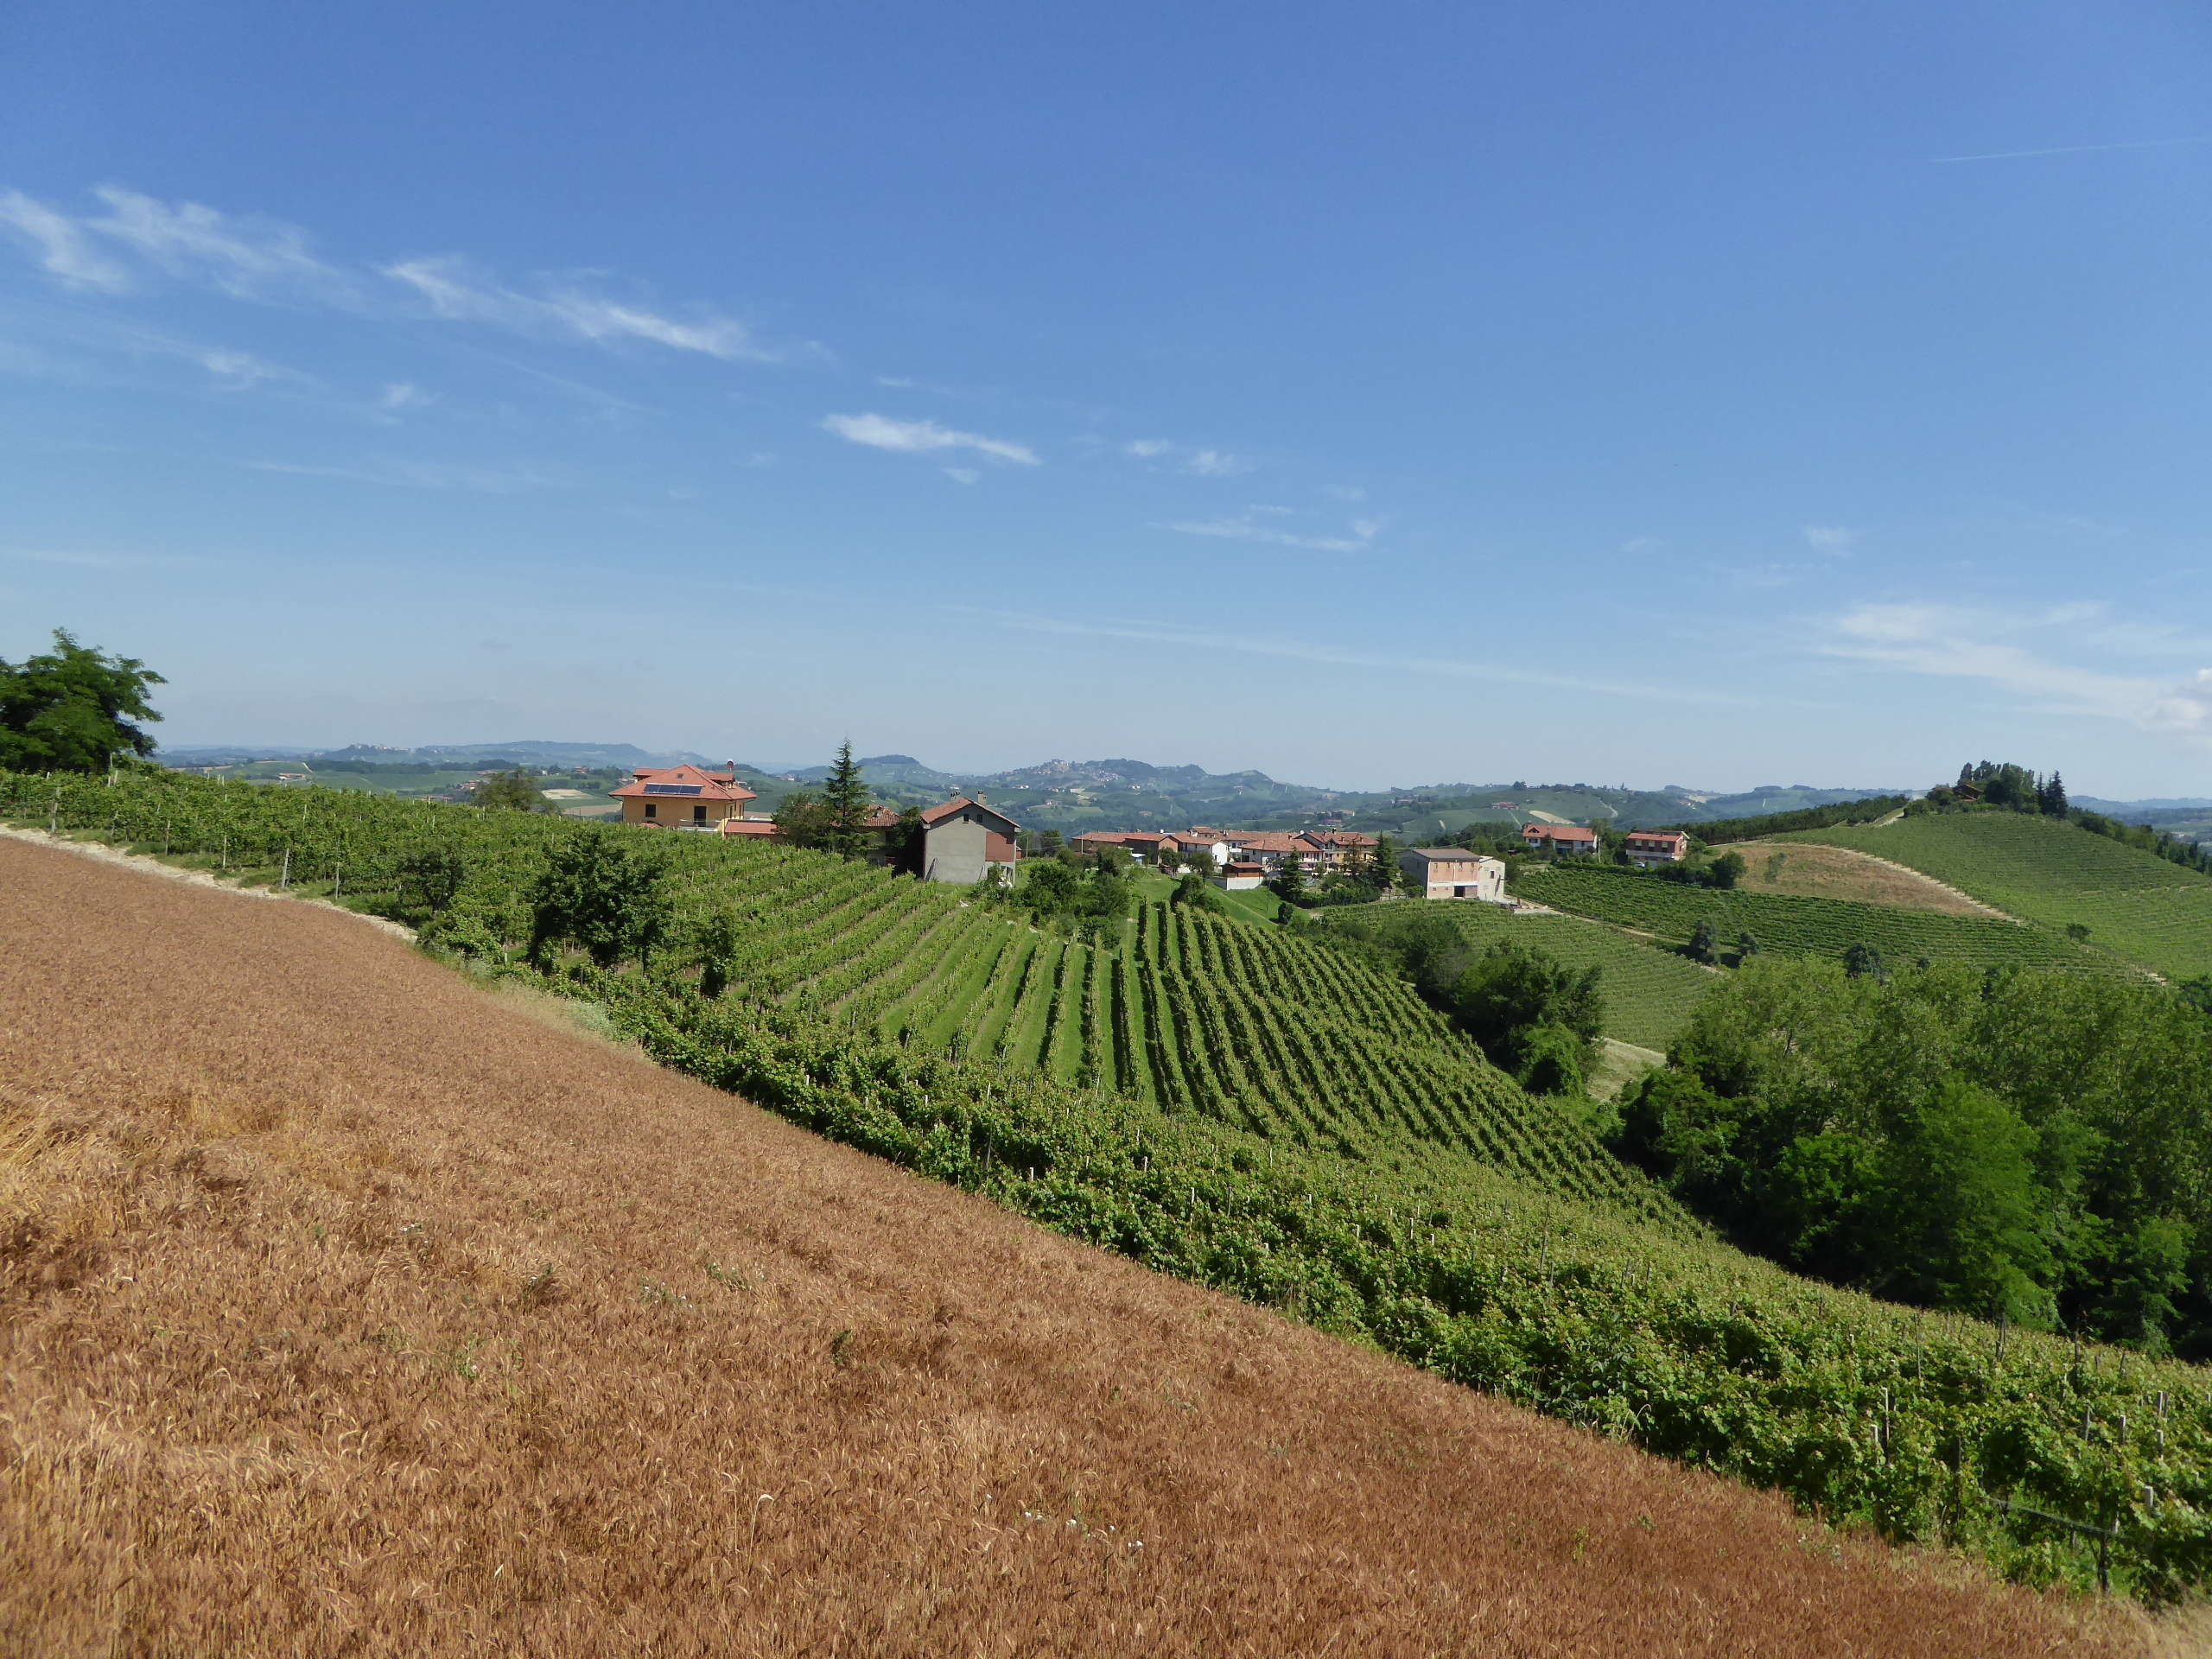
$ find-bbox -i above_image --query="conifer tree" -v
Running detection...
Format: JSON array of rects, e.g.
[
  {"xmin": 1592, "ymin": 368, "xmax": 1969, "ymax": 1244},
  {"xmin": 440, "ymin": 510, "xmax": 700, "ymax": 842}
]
[{"xmin": 823, "ymin": 741, "xmax": 873, "ymax": 861}]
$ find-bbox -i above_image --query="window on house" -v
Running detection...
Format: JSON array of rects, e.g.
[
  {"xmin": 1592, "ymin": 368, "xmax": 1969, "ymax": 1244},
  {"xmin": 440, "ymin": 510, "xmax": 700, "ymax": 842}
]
[
  {"xmin": 693, "ymin": 804, "xmax": 707, "ymax": 823},
  {"xmin": 644, "ymin": 803, "xmax": 657, "ymax": 819}
]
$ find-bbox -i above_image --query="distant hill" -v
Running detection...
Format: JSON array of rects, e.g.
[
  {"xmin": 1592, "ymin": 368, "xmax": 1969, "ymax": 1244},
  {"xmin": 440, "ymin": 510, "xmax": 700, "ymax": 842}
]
[
  {"xmin": 160, "ymin": 740, "xmax": 720, "ymax": 770},
  {"xmin": 152, "ymin": 737, "xmax": 2206, "ymax": 841}
]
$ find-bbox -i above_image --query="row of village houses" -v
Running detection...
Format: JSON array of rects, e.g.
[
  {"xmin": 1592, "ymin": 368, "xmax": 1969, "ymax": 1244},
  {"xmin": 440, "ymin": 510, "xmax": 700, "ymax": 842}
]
[{"xmin": 606, "ymin": 763, "xmax": 1689, "ymax": 896}]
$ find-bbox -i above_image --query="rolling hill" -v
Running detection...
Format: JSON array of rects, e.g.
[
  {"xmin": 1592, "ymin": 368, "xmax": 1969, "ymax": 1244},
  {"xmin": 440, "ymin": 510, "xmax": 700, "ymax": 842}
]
[
  {"xmin": 1511, "ymin": 861, "xmax": 2105, "ymax": 974},
  {"xmin": 8, "ymin": 766, "xmax": 2210, "ymax": 1605},
  {"xmin": 14, "ymin": 837, "xmax": 2134, "ymax": 1655},
  {"xmin": 1791, "ymin": 810, "xmax": 2212, "ymax": 981}
]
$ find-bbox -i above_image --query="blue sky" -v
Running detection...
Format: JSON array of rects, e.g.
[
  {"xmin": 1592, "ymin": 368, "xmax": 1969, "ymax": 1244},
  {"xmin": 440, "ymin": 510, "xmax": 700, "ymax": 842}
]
[{"xmin": 3, "ymin": 3, "xmax": 2210, "ymax": 794}]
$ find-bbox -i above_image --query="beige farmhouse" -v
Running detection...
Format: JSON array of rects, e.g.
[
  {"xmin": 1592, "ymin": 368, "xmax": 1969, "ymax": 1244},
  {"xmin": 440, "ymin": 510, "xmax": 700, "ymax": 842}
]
[{"xmin": 1397, "ymin": 848, "xmax": 1508, "ymax": 903}]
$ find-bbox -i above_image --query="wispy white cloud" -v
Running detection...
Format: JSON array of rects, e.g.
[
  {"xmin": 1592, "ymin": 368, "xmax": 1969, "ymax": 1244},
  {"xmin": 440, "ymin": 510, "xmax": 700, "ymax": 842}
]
[
  {"xmin": 249, "ymin": 457, "xmax": 565, "ymax": 493},
  {"xmin": 943, "ymin": 467, "xmax": 980, "ymax": 486},
  {"xmin": 1803, "ymin": 524, "xmax": 1855, "ymax": 555},
  {"xmin": 382, "ymin": 257, "xmax": 781, "ymax": 360},
  {"xmin": 0, "ymin": 186, "xmax": 812, "ymax": 364},
  {"xmin": 199, "ymin": 347, "xmax": 301, "ymax": 388},
  {"xmin": 821, "ymin": 412, "xmax": 1039, "ymax": 466},
  {"xmin": 1825, "ymin": 601, "xmax": 2212, "ymax": 739},
  {"xmin": 87, "ymin": 188, "xmax": 346, "ymax": 300},
  {"xmin": 1932, "ymin": 137, "xmax": 2210, "ymax": 164},
  {"xmin": 1121, "ymin": 437, "xmax": 1250, "ymax": 475},
  {"xmin": 1166, "ymin": 511, "xmax": 1378, "ymax": 553},
  {"xmin": 1621, "ymin": 536, "xmax": 1666, "ymax": 554},
  {"xmin": 1184, "ymin": 448, "xmax": 1247, "ymax": 477},
  {"xmin": 961, "ymin": 606, "xmax": 1757, "ymax": 706},
  {"xmin": 0, "ymin": 190, "xmax": 130, "ymax": 291},
  {"xmin": 378, "ymin": 381, "xmax": 432, "ymax": 411}
]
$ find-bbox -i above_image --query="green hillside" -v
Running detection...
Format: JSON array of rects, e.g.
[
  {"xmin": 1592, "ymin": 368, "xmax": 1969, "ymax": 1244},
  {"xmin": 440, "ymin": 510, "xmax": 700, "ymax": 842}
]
[
  {"xmin": 1514, "ymin": 862, "xmax": 2103, "ymax": 972},
  {"xmin": 1318, "ymin": 900, "xmax": 1717, "ymax": 1050},
  {"xmin": 1791, "ymin": 811, "xmax": 2212, "ymax": 980},
  {"xmin": 10, "ymin": 766, "xmax": 2212, "ymax": 1599},
  {"xmin": 0, "ymin": 770, "xmax": 1673, "ymax": 1229}
]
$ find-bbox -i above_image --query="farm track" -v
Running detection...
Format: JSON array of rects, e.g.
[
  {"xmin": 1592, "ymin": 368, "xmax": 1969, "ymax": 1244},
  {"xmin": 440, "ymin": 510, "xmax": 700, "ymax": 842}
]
[{"xmin": 0, "ymin": 836, "xmax": 2152, "ymax": 1657}]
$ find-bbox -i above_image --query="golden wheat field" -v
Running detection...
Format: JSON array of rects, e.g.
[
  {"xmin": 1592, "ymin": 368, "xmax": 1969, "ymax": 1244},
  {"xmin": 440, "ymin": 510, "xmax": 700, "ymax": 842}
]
[{"xmin": 0, "ymin": 836, "xmax": 2158, "ymax": 1656}]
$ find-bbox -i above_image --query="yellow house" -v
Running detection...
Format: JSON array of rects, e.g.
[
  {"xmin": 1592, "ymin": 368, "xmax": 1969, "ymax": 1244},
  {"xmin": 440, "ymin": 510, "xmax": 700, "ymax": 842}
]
[{"xmin": 611, "ymin": 764, "xmax": 759, "ymax": 830}]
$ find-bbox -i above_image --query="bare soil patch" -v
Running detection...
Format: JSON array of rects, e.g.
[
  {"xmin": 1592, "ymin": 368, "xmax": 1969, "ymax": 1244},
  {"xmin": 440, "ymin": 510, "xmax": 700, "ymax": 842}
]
[
  {"xmin": 0, "ymin": 838, "xmax": 2139, "ymax": 1656},
  {"xmin": 1739, "ymin": 841, "xmax": 2007, "ymax": 917}
]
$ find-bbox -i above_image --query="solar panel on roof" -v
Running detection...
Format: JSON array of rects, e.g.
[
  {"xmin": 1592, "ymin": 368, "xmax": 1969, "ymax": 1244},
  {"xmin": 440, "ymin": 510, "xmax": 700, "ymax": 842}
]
[{"xmin": 643, "ymin": 784, "xmax": 703, "ymax": 796}]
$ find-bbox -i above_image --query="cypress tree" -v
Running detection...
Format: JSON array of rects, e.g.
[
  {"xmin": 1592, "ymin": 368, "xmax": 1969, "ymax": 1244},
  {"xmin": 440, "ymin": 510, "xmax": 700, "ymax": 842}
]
[{"xmin": 823, "ymin": 741, "xmax": 873, "ymax": 861}]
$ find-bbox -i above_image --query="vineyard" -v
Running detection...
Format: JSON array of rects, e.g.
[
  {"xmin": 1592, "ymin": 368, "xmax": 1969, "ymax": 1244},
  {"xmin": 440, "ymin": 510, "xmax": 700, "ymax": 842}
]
[
  {"xmin": 1317, "ymin": 900, "xmax": 1717, "ymax": 1050},
  {"xmin": 0, "ymin": 770, "xmax": 1675, "ymax": 1228},
  {"xmin": 1514, "ymin": 863, "xmax": 2103, "ymax": 972},
  {"xmin": 10, "ymin": 766, "xmax": 2212, "ymax": 1598},
  {"xmin": 1795, "ymin": 812, "xmax": 2212, "ymax": 981},
  {"xmin": 585, "ymin": 971, "xmax": 2212, "ymax": 1602}
]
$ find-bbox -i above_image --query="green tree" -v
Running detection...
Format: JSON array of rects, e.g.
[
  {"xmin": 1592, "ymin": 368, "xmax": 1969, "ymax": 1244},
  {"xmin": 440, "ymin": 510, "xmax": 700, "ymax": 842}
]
[
  {"xmin": 1450, "ymin": 940, "xmax": 1605, "ymax": 1071},
  {"xmin": 1842, "ymin": 940, "xmax": 1884, "ymax": 979},
  {"xmin": 1689, "ymin": 917, "xmax": 1719, "ymax": 964},
  {"xmin": 528, "ymin": 829, "xmax": 672, "ymax": 970},
  {"xmin": 471, "ymin": 767, "xmax": 550, "ymax": 812},
  {"xmin": 0, "ymin": 629, "xmax": 165, "ymax": 772},
  {"xmin": 1707, "ymin": 850, "xmax": 1747, "ymax": 890},
  {"xmin": 1367, "ymin": 835, "xmax": 1404, "ymax": 890},
  {"xmin": 773, "ymin": 791, "xmax": 835, "ymax": 850},
  {"xmin": 822, "ymin": 742, "xmax": 873, "ymax": 860},
  {"xmin": 1169, "ymin": 870, "xmax": 1227, "ymax": 912},
  {"xmin": 1514, "ymin": 1023, "xmax": 1588, "ymax": 1096},
  {"xmin": 396, "ymin": 844, "xmax": 468, "ymax": 921},
  {"xmin": 889, "ymin": 805, "xmax": 925, "ymax": 876},
  {"xmin": 697, "ymin": 906, "xmax": 741, "ymax": 998},
  {"xmin": 1871, "ymin": 1080, "xmax": 2054, "ymax": 1320},
  {"xmin": 1268, "ymin": 855, "xmax": 1309, "ymax": 906}
]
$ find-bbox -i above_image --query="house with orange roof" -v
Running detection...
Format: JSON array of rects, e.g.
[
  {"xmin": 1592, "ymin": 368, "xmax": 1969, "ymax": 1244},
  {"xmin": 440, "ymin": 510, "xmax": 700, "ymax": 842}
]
[
  {"xmin": 1520, "ymin": 823, "xmax": 1601, "ymax": 857},
  {"xmin": 613, "ymin": 763, "xmax": 759, "ymax": 830},
  {"xmin": 1623, "ymin": 829, "xmax": 1691, "ymax": 867},
  {"xmin": 918, "ymin": 797, "xmax": 1021, "ymax": 885},
  {"xmin": 1300, "ymin": 829, "xmax": 1376, "ymax": 872},
  {"xmin": 1237, "ymin": 830, "xmax": 1317, "ymax": 873}
]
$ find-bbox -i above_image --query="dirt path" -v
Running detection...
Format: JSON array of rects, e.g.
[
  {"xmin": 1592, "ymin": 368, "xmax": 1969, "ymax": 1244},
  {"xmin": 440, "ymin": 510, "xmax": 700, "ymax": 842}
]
[
  {"xmin": 0, "ymin": 838, "xmax": 2147, "ymax": 1656},
  {"xmin": 0, "ymin": 821, "xmax": 417, "ymax": 942}
]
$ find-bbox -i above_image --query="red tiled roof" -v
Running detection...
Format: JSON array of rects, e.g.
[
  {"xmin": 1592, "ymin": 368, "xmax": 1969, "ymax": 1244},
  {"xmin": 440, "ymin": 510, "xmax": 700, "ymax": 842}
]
[
  {"xmin": 717, "ymin": 818, "xmax": 780, "ymax": 838},
  {"xmin": 920, "ymin": 797, "xmax": 1022, "ymax": 834},
  {"xmin": 1239, "ymin": 832, "xmax": 1312, "ymax": 855},
  {"xmin": 610, "ymin": 765, "xmax": 758, "ymax": 804},
  {"xmin": 1525, "ymin": 824, "xmax": 1600, "ymax": 844},
  {"xmin": 862, "ymin": 805, "xmax": 903, "ymax": 829}
]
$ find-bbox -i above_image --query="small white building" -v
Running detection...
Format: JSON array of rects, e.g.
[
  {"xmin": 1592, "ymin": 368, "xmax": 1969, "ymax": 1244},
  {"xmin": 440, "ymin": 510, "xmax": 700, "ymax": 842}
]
[
  {"xmin": 1211, "ymin": 861, "xmax": 1268, "ymax": 891},
  {"xmin": 1398, "ymin": 848, "xmax": 1508, "ymax": 903}
]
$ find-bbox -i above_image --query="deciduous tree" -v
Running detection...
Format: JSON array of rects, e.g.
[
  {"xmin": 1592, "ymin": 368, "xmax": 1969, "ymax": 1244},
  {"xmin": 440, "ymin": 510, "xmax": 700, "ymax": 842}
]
[{"xmin": 0, "ymin": 629, "xmax": 164, "ymax": 772}]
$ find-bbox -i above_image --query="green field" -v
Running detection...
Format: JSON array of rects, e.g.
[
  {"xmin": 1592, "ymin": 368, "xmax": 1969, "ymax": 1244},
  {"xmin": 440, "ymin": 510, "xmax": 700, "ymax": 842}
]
[
  {"xmin": 10, "ymin": 766, "xmax": 2212, "ymax": 1597},
  {"xmin": 1514, "ymin": 862, "xmax": 2104, "ymax": 972},
  {"xmin": 1792, "ymin": 811, "xmax": 2212, "ymax": 981},
  {"xmin": 1317, "ymin": 900, "xmax": 1717, "ymax": 1050}
]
